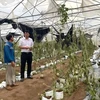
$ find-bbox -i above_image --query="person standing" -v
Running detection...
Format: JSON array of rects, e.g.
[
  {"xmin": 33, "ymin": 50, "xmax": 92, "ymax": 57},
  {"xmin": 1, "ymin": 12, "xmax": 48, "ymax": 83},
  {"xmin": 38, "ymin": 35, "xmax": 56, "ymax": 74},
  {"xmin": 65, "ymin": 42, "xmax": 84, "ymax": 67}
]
[
  {"xmin": 19, "ymin": 30, "xmax": 34, "ymax": 82},
  {"xmin": 4, "ymin": 33, "xmax": 16, "ymax": 90}
]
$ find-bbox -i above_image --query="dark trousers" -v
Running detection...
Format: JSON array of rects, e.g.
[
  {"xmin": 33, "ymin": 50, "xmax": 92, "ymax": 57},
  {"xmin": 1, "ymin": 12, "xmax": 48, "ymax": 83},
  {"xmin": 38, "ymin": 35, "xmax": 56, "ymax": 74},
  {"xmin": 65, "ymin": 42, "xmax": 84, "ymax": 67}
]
[{"xmin": 21, "ymin": 52, "xmax": 32, "ymax": 78}]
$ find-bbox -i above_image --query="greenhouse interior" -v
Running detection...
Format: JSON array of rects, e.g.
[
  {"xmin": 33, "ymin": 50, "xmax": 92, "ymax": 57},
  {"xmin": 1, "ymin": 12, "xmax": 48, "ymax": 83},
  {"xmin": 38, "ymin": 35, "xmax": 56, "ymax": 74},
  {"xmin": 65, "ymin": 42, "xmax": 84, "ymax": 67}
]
[{"xmin": 0, "ymin": 0, "xmax": 100, "ymax": 100}]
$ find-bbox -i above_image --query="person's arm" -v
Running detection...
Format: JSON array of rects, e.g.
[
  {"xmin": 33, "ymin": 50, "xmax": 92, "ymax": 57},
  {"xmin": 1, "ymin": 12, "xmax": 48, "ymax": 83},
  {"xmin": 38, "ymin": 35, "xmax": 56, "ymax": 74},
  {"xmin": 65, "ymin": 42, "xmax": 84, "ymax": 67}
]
[
  {"xmin": 18, "ymin": 38, "xmax": 30, "ymax": 49},
  {"xmin": 4, "ymin": 45, "xmax": 13, "ymax": 62},
  {"xmin": 4, "ymin": 45, "xmax": 15, "ymax": 67},
  {"xmin": 19, "ymin": 46, "xmax": 30, "ymax": 49},
  {"xmin": 29, "ymin": 39, "xmax": 34, "ymax": 51},
  {"xmin": 19, "ymin": 38, "xmax": 31, "ymax": 50}
]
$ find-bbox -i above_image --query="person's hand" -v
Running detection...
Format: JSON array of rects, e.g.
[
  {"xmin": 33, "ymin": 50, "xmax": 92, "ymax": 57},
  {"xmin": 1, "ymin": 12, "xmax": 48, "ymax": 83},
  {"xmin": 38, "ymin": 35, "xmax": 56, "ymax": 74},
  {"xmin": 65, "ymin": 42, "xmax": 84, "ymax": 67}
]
[
  {"xmin": 11, "ymin": 61, "xmax": 15, "ymax": 67},
  {"xmin": 22, "ymin": 46, "xmax": 32, "ymax": 51},
  {"xmin": 29, "ymin": 47, "xmax": 32, "ymax": 51},
  {"xmin": 25, "ymin": 47, "xmax": 30, "ymax": 49},
  {"xmin": 20, "ymin": 46, "xmax": 30, "ymax": 49}
]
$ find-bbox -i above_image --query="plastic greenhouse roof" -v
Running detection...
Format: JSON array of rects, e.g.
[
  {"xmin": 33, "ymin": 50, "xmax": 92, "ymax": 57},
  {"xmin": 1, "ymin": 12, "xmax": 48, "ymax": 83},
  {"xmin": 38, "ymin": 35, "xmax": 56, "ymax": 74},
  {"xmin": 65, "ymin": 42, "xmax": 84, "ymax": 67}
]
[{"xmin": 0, "ymin": 0, "xmax": 100, "ymax": 36}]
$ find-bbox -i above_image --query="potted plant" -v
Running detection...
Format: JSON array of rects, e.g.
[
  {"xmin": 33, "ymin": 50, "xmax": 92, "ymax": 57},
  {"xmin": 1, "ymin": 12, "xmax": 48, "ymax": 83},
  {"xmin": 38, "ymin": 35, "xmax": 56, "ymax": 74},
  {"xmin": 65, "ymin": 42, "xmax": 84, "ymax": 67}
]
[
  {"xmin": 55, "ymin": 89, "xmax": 64, "ymax": 100},
  {"xmin": 41, "ymin": 95, "xmax": 52, "ymax": 100}
]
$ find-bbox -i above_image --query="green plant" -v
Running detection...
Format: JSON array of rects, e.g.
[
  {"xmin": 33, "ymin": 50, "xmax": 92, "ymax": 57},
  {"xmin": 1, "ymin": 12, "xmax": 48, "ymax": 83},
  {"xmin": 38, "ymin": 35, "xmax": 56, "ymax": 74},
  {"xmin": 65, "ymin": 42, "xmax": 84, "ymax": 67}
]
[{"xmin": 58, "ymin": 4, "xmax": 69, "ymax": 26}]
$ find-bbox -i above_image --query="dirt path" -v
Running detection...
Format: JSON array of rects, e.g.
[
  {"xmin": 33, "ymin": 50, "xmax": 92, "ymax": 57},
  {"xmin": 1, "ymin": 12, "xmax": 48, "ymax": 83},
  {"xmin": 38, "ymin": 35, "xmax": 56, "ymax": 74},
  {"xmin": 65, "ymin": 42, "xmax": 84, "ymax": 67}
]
[
  {"xmin": 0, "ymin": 69, "xmax": 86, "ymax": 100},
  {"xmin": 0, "ymin": 53, "xmax": 86, "ymax": 100}
]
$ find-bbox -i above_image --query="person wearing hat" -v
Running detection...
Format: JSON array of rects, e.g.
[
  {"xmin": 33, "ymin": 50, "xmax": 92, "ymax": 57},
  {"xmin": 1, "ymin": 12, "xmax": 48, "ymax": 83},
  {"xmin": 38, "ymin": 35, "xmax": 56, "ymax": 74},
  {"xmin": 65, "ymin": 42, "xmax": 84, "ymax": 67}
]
[
  {"xmin": 18, "ymin": 30, "xmax": 34, "ymax": 82},
  {"xmin": 4, "ymin": 33, "xmax": 17, "ymax": 90}
]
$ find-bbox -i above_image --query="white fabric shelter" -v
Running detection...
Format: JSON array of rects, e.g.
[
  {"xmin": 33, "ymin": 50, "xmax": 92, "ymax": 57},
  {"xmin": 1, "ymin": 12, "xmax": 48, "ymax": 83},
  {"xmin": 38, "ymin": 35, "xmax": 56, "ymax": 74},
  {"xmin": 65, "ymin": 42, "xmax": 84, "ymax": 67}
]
[{"xmin": 0, "ymin": 0, "xmax": 100, "ymax": 45}]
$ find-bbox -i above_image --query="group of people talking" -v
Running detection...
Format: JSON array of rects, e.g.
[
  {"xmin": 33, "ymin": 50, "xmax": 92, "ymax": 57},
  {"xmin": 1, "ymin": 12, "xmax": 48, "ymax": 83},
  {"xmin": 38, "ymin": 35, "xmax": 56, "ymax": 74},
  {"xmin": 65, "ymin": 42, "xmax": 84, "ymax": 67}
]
[{"xmin": 4, "ymin": 30, "xmax": 34, "ymax": 90}]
